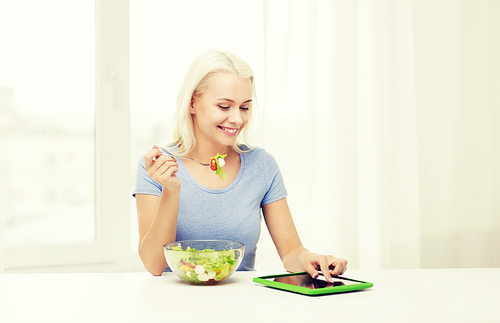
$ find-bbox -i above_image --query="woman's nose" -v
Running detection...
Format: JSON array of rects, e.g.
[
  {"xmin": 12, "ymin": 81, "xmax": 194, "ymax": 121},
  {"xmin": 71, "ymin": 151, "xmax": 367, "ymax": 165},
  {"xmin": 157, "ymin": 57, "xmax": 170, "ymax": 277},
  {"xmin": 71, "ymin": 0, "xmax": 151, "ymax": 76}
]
[{"xmin": 228, "ymin": 108, "xmax": 243, "ymax": 125}]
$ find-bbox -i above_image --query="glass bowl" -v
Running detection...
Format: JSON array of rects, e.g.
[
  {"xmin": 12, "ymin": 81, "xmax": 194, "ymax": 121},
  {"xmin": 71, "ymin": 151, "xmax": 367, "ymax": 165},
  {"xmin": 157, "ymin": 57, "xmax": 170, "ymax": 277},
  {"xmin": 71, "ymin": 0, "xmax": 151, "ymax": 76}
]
[{"xmin": 163, "ymin": 240, "xmax": 245, "ymax": 284}]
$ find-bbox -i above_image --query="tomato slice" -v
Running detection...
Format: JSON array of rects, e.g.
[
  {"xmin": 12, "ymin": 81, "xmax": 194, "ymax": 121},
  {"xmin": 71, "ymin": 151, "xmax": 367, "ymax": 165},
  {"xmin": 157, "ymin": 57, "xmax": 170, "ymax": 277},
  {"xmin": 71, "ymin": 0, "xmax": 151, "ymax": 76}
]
[
  {"xmin": 184, "ymin": 262, "xmax": 196, "ymax": 269},
  {"xmin": 210, "ymin": 158, "xmax": 217, "ymax": 171}
]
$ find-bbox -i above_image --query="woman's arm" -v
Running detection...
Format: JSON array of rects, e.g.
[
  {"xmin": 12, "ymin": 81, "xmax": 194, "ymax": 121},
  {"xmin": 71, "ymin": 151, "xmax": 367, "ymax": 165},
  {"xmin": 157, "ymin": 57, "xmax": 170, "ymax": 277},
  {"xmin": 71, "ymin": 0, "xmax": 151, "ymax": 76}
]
[
  {"xmin": 136, "ymin": 191, "xmax": 179, "ymax": 276},
  {"xmin": 262, "ymin": 197, "xmax": 348, "ymax": 283},
  {"xmin": 136, "ymin": 145, "xmax": 181, "ymax": 276}
]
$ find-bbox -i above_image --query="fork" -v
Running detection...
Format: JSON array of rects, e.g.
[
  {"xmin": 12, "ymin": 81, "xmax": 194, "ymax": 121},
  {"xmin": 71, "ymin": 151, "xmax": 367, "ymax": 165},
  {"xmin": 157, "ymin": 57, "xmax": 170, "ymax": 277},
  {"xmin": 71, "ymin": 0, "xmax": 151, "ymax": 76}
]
[
  {"xmin": 149, "ymin": 149, "xmax": 210, "ymax": 167},
  {"xmin": 176, "ymin": 156, "xmax": 210, "ymax": 167}
]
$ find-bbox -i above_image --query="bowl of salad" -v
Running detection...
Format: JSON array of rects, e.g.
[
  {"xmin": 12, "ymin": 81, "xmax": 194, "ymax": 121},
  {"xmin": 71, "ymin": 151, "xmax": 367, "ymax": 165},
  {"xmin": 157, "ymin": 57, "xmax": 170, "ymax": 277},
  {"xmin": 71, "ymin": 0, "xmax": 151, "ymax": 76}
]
[{"xmin": 164, "ymin": 240, "xmax": 245, "ymax": 284}]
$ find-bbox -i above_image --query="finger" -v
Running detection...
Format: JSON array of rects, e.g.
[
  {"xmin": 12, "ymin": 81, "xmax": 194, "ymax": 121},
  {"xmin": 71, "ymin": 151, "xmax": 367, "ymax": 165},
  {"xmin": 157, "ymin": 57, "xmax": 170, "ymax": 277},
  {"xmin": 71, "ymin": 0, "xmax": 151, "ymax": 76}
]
[
  {"xmin": 156, "ymin": 158, "xmax": 178, "ymax": 176},
  {"xmin": 158, "ymin": 165, "xmax": 177, "ymax": 180},
  {"xmin": 302, "ymin": 261, "xmax": 320, "ymax": 280},
  {"xmin": 145, "ymin": 146, "xmax": 163, "ymax": 166},
  {"xmin": 154, "ymin": 166, "xmax": 177, "ymax": 184},
  {"xmin": 158, "ymin": 156, "xmax": 178, "ymax": 169},
  {"xmin": 149, "ymin": 158, "xmax": 177, "ymax": 181},
  {"xmin": 160, "ymin": 162, "xmax": 178, "ymax": 176},
  {"xmin": 337, "ymin": 258, "xmax": 348, "ymax": 275},
  {"xmin": 151, "ymin": 149, "xmax": 177, "ymax": 164},
  {"xmin": 152, "ymin": 149, "xmax": 164, "ymax": 162},
  {"xmin": 330, "ymin": 258, "xmax": 348, "ymax": 276},
  {"xmin": 163, "ymin": 165, "xmax": 178, "ymax": 178},
  {"xmin": 341, "ymin": 259, "xmax": 348, "ymax": 275},
  {"xmin": 319, "ymin": 258, "xmax": 334, "ymax": 283},
  {"xmin": 147, "ymin": 155, "xmax": 165, "ymax": 175}
]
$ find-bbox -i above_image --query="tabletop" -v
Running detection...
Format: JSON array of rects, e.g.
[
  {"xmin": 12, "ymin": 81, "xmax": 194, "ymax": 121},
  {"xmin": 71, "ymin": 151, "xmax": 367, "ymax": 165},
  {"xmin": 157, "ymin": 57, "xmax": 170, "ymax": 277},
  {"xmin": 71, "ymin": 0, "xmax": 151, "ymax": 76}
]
[{"xmin": 0, "ymin": 268, "xmax": 498, "ymax": 323}]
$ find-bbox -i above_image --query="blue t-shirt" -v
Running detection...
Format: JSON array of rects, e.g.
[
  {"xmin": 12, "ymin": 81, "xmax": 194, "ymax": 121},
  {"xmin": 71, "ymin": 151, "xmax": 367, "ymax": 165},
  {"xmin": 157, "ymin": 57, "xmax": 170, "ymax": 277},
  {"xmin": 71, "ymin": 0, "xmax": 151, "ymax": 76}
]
[{"xmin": 132, "ymin": 146, "xmax": 288, "ymax": 271}]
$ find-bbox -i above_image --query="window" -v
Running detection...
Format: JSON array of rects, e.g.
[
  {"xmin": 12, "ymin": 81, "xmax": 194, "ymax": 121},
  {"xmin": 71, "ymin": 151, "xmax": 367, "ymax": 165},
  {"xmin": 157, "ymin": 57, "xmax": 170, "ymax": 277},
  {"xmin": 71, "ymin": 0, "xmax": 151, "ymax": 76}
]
[
  {"xmin": 0, "ymin": 1, "xmax": 95, "ymax": 248},
  {"xmin": 1, "ymin": 0, "xmax": 131, "ymax": 272}
]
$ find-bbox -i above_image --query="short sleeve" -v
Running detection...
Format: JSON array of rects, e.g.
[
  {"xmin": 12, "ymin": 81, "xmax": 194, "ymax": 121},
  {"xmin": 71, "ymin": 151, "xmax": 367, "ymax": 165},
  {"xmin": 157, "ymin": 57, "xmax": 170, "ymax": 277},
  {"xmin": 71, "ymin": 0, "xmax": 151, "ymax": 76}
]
[
  {"xmin": 260, "ymin": 152, "xmax": 288, "ymax": 206},
  {"xmin": 132, "ymin": 154, "xmax": 163, "ymax": 197}
]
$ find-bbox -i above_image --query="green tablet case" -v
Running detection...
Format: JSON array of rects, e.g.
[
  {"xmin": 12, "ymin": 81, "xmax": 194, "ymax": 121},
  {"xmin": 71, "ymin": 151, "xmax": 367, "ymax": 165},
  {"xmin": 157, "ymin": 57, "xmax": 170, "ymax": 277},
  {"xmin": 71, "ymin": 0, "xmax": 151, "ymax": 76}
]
[{"xmin": 253, "ymin": 272, "xmax": 373, "ymax": 296}]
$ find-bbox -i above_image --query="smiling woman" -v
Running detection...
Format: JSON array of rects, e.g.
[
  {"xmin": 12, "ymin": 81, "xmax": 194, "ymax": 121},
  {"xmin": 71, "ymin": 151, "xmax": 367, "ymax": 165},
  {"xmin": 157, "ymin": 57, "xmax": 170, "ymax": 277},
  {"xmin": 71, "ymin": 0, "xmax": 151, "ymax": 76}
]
[
  {"xmin": 129, "ymin": 0, "xmax": 265, "ymax": 268},
  {"xmin": 133, "ymin": 49, "xmax": 348, "ymax": 279}
]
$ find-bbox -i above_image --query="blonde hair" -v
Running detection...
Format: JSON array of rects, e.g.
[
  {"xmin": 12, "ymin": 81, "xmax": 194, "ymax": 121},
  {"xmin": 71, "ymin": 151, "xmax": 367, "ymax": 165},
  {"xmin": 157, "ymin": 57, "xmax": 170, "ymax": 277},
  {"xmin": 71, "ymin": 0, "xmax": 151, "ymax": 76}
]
[{"xmin": 167, "ymin": 49, "xmax": 256, "ymax": 155}]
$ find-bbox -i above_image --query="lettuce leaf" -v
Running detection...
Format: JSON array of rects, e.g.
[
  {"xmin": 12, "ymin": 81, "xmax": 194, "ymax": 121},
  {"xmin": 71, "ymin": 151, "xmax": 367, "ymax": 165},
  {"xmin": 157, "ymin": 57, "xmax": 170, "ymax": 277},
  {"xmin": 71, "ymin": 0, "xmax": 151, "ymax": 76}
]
[{"xmin": 213, "ymin": 153, "xmax": 227, "ymax": 180}]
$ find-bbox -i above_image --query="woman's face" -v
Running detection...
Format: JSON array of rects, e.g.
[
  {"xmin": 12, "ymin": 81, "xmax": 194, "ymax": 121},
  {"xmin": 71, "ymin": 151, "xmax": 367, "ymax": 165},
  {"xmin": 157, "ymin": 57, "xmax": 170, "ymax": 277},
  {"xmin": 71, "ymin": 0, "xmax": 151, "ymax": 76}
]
[{"xmin": 190, "ymin": 73, "xmax": 252, "ymax": 148}]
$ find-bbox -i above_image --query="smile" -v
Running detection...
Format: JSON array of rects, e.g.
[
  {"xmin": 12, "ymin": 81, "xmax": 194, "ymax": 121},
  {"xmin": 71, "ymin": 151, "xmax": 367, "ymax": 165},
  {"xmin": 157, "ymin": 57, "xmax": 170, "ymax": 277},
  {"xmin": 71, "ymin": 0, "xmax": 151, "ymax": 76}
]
[{"xmin": 218, "ymin": 126, "xmax": 238, "ymax": 134}]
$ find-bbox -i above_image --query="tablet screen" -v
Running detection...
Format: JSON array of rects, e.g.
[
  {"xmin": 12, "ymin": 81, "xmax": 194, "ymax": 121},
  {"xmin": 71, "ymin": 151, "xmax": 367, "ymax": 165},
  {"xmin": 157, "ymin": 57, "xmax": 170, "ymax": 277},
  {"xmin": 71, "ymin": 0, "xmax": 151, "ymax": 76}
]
[{"xmin": 270, "ymin": 273, "xmax": 360, "ymax": 289}]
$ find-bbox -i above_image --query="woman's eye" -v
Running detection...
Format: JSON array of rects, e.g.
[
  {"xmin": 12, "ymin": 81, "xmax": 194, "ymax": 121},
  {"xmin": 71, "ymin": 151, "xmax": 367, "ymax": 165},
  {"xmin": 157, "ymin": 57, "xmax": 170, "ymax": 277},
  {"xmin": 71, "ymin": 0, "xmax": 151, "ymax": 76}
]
[
  {"xmin": 240, "ymin": 106, "xmax": 249, "ymax": 110},
  {"xmin": 218, "ymin": 105, "xmax": 230, "ymax": 110}
]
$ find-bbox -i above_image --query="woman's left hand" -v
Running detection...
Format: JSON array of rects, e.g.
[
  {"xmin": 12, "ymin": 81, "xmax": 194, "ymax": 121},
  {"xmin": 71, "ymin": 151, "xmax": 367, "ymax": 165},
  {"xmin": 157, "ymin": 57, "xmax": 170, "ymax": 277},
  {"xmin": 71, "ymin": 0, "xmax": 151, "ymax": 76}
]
[{"xmin": 299, "ymin": 252, "xmax": 348, "ymax": 283}]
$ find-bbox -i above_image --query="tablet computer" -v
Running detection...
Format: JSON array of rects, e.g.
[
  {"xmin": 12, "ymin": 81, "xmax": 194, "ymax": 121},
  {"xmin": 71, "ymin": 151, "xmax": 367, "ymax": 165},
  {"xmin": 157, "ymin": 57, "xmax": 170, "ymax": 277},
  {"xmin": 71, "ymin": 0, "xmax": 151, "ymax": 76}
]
[{"xmin": 253, "ymin": 272, "xmax": 373, "ymax": 296}]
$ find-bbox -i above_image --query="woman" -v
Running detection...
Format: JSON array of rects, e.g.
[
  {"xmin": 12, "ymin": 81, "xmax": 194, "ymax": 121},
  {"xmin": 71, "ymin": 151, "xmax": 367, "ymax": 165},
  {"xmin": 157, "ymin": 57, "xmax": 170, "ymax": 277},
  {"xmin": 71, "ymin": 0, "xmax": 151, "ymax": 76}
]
[{"xmin": 133, "ymin": 49, "xmax": 347, "ymax": 282}]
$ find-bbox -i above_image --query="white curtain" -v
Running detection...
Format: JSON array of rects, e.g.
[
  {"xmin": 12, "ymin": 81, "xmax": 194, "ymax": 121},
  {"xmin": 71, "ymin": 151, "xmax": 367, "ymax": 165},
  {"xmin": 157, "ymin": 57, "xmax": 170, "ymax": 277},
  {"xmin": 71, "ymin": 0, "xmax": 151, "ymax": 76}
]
[{"xmin": 255, "ymin": 0, "xmax": 500, "ymax": 270}]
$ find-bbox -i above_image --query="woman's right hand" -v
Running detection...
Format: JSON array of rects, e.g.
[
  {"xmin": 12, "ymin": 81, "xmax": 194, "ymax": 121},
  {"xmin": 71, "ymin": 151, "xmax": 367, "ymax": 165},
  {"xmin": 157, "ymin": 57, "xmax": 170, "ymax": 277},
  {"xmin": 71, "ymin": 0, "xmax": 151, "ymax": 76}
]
[{"xmin": 145, "ymin": 145, "xmax": 181, "ymax": 192}]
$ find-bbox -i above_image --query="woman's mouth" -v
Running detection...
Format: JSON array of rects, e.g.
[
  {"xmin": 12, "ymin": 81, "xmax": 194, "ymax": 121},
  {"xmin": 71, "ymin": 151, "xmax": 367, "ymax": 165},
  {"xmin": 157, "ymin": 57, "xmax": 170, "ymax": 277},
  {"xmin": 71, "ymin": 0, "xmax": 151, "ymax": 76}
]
[{"xmin": 218, "ymin": 126, "xmax": 238, "ymax": 136}]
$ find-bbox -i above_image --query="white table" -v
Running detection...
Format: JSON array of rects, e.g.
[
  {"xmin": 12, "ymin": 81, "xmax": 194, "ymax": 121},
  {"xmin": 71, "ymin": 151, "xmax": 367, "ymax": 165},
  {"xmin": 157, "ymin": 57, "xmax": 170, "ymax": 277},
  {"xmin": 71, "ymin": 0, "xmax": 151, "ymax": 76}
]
[{"xmin": 0, "ymin": 268, "xmax": 498, "ymax": 323}]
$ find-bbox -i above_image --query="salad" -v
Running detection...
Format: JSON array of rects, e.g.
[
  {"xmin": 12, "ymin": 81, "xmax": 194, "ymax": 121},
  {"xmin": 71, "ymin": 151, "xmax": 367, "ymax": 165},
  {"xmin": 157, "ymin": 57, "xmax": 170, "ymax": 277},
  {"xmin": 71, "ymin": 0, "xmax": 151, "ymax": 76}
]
[
  {"xmin": 210, "ymin": 153, "xmax": 227, "ymax": 180},
  {"xmin": 169, "ymin": 246, "xmax": 237, "ymax": 284}
]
